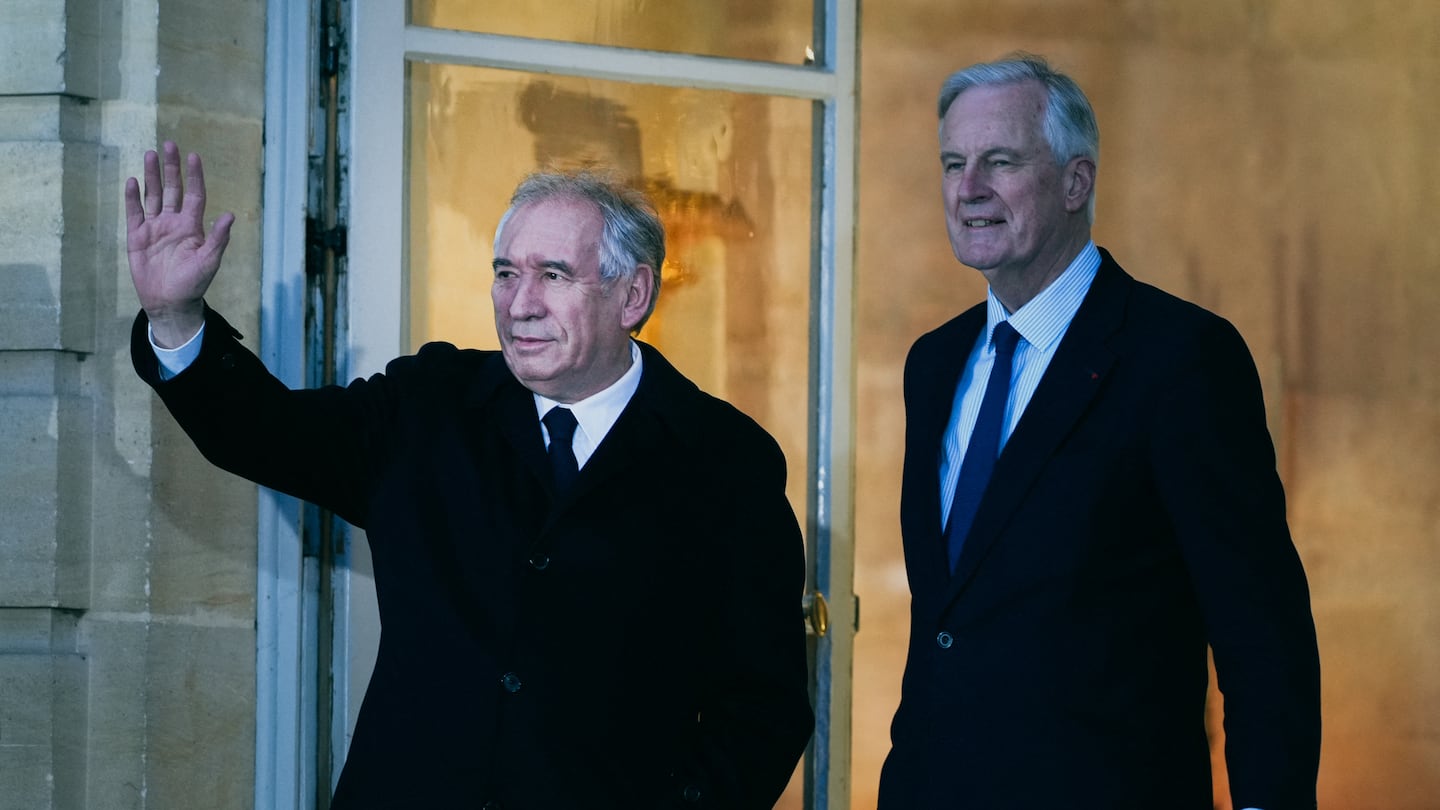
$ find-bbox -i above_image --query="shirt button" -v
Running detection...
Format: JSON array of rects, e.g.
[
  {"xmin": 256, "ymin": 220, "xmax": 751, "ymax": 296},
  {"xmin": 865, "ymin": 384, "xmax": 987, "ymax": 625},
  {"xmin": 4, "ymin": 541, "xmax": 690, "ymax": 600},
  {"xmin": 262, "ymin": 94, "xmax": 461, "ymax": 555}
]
[
  {"xmin": 482, "ymin": 802, "xmax": 504, "ymax": 810},
  {"xmin": 500, "ymin": 672, "xmax": 522, "ymax": 693},
  {"xmin": 936, "ymin": 631, "xmax": 954, "ymax": 649},
  {"xmin": 529, "ymin": 553, "xmax": 550, "ymax": 571}
]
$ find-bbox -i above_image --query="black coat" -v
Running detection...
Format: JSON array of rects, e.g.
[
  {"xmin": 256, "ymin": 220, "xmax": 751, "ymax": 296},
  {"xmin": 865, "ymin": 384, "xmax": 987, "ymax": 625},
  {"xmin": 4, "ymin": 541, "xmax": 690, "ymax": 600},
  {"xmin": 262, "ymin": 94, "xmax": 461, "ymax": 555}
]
[
  {"xmin": 878, "ymin": 252, "xmax": 1320, "ymax": 809},
  {"xmin": 133, "ymin": 309, "xmax": 814, "ymax": 809}
]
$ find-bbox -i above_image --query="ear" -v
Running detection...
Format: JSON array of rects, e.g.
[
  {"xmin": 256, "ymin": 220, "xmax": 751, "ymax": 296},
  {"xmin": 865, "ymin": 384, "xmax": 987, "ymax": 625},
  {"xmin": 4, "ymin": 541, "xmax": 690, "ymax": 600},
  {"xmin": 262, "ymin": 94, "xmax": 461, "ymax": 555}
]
[
  {"xmin": 618, "ymin": 264, "xmax": 656, "ymax": 333},
  {"xmin": 1062, "ymin": 156, "xmax": 1096, "ymax": 214}
]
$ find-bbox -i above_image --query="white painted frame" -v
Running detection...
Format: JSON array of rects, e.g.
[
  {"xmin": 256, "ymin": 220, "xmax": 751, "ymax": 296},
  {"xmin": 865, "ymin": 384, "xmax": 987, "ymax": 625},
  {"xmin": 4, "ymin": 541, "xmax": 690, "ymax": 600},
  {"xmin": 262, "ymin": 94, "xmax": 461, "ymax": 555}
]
[
  {"xmin": 256, "ymin": 0, "xmax": 315, "ymax": 806},
  {"xmin": 340, "ymin": 2, "xmax": 860, "ymax": 807}
]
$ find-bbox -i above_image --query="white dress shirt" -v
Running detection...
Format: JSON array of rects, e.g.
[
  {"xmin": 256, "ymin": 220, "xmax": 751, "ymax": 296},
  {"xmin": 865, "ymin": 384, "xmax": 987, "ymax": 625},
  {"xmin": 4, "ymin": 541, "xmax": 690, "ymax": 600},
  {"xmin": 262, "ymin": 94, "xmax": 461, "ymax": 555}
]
[{"xmin": 533, "ymin": 341, "xmax": 643, "ymax": 469}]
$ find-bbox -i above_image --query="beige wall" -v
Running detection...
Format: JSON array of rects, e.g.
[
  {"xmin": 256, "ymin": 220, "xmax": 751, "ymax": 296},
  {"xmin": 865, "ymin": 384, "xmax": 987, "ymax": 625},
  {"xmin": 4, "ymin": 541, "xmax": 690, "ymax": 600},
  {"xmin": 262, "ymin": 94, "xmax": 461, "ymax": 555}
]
[
  {"xmin": 0, "ymin": 0, "xmax": 264, "ymax": 807},
  {"xmin": 854, "ymin": 4, "xmax": 1440, "ymax": 809}
]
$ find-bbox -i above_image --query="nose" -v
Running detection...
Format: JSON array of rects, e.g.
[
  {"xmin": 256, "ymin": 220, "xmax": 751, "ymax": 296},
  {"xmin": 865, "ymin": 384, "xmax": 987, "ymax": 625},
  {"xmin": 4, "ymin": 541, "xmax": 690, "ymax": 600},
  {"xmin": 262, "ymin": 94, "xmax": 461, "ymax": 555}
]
[
  {"xmin": 954, "ymin": 164, "xmax": 991, "ymax": 203},
  {"xmin": 508, "ymin": 274, "xmax": 546, "ymax": 320}
]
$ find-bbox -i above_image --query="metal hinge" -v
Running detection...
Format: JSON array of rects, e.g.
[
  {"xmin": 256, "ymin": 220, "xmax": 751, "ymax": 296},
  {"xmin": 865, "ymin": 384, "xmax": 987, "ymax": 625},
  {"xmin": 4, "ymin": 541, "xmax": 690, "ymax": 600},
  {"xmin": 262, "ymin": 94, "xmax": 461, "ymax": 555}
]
[{"xmin": 306, "ymin": 217, "xmax": 347, "ymax": 263}]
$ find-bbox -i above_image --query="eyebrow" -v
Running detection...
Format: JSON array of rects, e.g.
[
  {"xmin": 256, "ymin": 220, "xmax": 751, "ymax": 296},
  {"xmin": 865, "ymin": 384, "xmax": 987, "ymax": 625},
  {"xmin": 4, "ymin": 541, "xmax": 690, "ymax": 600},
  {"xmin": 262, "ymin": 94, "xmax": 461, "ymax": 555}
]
[
  {"xmin": 490, "ymin": 257, "xmax": 576, "ymax": 275},
  {"xmin": 940, "ymin": 146, "xmax": 1023, "ymax": 161}
]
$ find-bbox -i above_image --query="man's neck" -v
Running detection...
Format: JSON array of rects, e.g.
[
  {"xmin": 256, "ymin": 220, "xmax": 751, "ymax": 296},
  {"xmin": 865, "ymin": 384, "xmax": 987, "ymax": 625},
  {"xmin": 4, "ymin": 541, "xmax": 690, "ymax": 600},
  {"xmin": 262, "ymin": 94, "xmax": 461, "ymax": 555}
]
[{"xmin": 986, "ymin": 230, "xmax": 1092, "ymax": 313}]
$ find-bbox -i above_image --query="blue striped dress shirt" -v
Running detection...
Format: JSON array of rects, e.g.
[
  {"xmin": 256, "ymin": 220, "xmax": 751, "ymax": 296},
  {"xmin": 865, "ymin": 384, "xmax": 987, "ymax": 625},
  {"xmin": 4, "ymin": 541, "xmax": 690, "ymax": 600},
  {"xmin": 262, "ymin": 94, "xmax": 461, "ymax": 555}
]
[{"xmin": 938, "ymin": 241, "xmax": 1101, "ymax": 529}]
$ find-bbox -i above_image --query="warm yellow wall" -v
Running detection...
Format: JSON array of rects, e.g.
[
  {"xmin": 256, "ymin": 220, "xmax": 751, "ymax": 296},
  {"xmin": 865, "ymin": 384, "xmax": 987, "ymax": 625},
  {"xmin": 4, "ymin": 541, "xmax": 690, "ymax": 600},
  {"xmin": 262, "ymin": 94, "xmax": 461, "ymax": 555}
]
[{"xmin": 854, "ymin": 4, "xmax": 1440, "ymax": 809}]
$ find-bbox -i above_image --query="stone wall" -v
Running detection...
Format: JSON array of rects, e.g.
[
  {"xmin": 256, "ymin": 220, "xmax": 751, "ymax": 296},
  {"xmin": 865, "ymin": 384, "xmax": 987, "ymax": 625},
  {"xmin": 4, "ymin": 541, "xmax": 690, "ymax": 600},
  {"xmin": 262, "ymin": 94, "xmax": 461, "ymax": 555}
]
[{"xmin": 0, "ymin": 1, "xmax": 264, "ymax": 807}]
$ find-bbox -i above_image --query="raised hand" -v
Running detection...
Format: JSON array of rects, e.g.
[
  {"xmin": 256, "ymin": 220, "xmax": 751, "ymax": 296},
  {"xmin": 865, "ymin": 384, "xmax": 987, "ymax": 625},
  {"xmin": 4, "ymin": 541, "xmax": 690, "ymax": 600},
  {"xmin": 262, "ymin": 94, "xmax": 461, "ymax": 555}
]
[{"xmin": 124, "ymin": 141, "xmax": 235, "ymax": 348}]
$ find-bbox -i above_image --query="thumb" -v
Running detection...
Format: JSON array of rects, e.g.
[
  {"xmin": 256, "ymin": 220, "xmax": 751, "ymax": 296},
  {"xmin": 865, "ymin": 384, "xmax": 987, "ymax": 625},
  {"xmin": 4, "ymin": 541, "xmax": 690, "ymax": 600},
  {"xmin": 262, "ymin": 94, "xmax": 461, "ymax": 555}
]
[{"xmin": 198, "ymin": 212, "xmax": 236, "ymax": 267}]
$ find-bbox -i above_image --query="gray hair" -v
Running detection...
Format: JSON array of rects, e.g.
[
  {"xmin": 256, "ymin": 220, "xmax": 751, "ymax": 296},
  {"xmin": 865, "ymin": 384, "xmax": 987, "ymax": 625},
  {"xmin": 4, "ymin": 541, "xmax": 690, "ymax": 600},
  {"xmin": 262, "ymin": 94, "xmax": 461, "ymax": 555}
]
[
  {"xmin": 494, "ymin": 170, "xmax": 667, "ymax": 330},
  {"xmin": 938, "ymin": 53, "xmax": 1099, "ymax": 221}
]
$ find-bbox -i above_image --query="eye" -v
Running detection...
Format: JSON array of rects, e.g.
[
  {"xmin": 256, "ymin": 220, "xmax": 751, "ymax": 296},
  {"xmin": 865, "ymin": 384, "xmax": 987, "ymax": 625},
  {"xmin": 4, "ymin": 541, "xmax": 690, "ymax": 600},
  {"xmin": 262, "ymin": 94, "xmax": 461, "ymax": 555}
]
[
  {"xmin": 943, "ymin": 160, "xmax": 964, "ymax": 173},
  {"xmin": 493, "ymin": 268, "xmax": 516, "ymax": 280},
  {"xmin": 543, "ymin": 271, "xmax": 563, "ymax": 281}
]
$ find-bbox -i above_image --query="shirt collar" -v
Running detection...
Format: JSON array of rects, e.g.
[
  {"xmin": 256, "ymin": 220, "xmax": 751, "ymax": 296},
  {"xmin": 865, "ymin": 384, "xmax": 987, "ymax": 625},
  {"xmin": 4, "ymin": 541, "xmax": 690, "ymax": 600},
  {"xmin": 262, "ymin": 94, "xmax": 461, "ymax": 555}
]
[
  {"xmin": 984, "ymin": 240, "xmax": 1100, "ymax": 353},
  {"xmin": 533, "ymin": 340, "xmax": 644, "ymax": 446}
]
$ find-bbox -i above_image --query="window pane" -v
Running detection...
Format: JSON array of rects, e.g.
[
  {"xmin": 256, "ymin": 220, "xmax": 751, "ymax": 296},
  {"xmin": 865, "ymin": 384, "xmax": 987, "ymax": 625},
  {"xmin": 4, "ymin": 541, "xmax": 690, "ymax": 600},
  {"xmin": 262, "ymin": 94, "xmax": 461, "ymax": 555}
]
[
  {"xmin": 410, "ymin": 0, "xmax": 817, "ymax": 65},
  {"xmin": 406, "ymin": 62, "xmax": 814, "ymax": 525}
]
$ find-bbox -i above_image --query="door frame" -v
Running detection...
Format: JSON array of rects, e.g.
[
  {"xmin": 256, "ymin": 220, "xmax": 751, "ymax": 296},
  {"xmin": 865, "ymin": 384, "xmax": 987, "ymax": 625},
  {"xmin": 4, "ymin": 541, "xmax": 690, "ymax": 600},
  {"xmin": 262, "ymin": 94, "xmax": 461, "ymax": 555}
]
[{"xmin": 257, "ymin": 1, "xmax": 860, "ymax": 806}]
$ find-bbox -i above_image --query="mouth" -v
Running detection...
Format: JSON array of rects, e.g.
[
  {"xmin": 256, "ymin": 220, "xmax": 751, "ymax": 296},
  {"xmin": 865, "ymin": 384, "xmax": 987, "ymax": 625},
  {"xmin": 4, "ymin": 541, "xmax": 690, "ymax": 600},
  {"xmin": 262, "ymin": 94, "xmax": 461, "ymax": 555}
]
[{"xmin": 962, "ymin": 218, "xmax": 1004, "ymax": 228}]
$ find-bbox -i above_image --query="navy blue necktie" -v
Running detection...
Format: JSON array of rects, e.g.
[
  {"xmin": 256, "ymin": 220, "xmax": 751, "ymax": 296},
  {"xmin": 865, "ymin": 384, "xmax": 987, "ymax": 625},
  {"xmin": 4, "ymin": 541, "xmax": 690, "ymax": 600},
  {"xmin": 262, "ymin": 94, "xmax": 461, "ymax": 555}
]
[
  {"xmin": 945, "ymin": 321, "xmax": 1021, "ymax": 571},
  {"xmin": 542, "ymin": 407, "xmax": 580, "ymax": 495}
]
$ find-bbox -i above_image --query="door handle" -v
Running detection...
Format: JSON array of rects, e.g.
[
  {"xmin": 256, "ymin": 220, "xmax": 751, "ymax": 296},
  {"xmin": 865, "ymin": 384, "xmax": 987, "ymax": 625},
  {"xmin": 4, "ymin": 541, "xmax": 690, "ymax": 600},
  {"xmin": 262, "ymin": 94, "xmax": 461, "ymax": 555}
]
[{"xmin": 803, "ymin": 591, "xmax": 829, "ymax": 638}]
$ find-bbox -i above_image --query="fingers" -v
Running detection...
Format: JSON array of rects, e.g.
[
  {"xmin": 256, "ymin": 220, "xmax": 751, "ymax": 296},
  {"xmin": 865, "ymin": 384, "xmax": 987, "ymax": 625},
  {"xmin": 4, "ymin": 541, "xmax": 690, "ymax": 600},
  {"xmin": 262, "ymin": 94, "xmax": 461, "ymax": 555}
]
[
  {"xmin": 126, "ymin": 141, "xmax": 233, "ymax": 258},
  {"xmin": 185, "ymin": 150, "xmax": 209, "ymax": 226},
  {"xmin": 132, "ymin": 142, "xmax": 212, "ymax": 225},
  {"xmin": 160, "ymin": 141, "xmax": 183, "ymax": 213},
  {"xmin": 124, "ymin": 176, "xmax": 145, "ymax": 235},
  {"xmin": 142, "ymin": 148, "xmax": 162, "ymax": 216}
]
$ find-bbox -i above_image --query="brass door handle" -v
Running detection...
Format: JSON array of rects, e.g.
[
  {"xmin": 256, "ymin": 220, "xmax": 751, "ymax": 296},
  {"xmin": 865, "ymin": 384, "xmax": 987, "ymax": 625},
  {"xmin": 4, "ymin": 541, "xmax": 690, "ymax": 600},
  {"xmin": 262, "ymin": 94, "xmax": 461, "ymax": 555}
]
[{"xmin": 803, "ymin": 591, "xmax": 829, "ymax": 638}]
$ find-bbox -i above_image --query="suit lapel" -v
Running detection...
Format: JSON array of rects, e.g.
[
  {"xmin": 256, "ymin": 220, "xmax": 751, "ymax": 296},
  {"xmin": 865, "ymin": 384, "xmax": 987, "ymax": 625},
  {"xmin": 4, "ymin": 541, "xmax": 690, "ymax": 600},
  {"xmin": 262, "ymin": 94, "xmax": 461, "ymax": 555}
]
[
  {"xmin": 943, "ymin": 257, "xmax": 1131, "ymax": 605},
  {"xmin": 902, "ymin": 306, "xmax": 986, "ymax": 596}
]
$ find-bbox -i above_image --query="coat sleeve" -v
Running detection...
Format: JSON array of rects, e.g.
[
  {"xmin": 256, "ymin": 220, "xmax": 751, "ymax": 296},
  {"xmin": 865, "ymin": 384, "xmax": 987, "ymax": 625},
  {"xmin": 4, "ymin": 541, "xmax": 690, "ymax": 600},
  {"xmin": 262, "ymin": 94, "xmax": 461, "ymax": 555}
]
[
  {"xmin": 131, "ymin": 306, "xmax": 392, "ymax": 528},
  {"xmin": 1148, "ymin": 315, "xmax": 1321, "ymax": 809}
]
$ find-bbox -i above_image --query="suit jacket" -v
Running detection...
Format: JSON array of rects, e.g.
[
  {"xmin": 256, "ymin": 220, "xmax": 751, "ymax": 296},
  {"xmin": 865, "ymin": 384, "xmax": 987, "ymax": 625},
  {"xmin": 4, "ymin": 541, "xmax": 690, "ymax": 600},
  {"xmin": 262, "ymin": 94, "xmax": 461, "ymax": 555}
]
[
  {"xmin": 878, "ymin": 251, "xmax": 1320, "ymax": 809},
  {"xmin": 132, "ymin": 308, "xmax": 814, "ymax": 809}
]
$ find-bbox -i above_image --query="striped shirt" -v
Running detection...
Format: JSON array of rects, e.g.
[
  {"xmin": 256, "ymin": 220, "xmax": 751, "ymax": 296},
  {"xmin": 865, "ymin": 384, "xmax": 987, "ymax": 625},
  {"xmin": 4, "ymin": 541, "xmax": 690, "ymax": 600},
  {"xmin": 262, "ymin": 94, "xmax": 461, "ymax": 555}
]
[{"xmin": 939, "ymin": 241, "xmax": 1101, "ymax": 529}]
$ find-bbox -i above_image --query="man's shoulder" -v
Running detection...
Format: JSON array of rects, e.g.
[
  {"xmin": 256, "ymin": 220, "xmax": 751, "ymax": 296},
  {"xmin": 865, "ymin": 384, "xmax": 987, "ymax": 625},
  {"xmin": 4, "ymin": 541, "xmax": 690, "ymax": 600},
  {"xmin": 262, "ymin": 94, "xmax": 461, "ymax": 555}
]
[
  {"xmin": 1109, "ymin": 270, "xmax": 1240, "ymax": 346},
  {"xmin": 1093, "ymin": 252, "xmax": 1254, "ymax": 365},
  {"xmin": 384, "ymin": 342, "xmax": 501, "ymax": 378},
  {"xmin": 634, "ymin": 342, "xmax": 781, "ymax": 453},
  {"xmin": 906, "ymin": 303, "xmax": 985, "ymax": 370},
  {"xmin": 375, "ymin": 342, "xmax": 511, "ymax": 406}
]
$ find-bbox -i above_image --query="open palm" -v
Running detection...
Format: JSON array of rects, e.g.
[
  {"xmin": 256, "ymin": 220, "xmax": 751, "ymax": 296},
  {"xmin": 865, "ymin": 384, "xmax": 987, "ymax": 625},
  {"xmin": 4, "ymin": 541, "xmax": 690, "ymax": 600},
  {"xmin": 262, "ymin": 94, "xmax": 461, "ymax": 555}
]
[{"xmin": 124, "ymin": 141, "xmax": 234, "ymax": 346}]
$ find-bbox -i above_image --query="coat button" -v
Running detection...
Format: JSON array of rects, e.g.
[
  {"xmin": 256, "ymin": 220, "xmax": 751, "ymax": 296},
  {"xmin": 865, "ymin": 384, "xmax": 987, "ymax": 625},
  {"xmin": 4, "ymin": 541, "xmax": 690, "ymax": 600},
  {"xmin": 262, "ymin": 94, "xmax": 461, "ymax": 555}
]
[
  {"xmin": 529, "ymin": 553, "xmax": 550, "ymax": 571},
  {"xmin": 482, "ymin": 802, "xmax": 504, "ymax": 810},
  {"xmin": 936, "ymin": 631, "xmax": 954, "ymax": 649},
  {"xmin": 500, "ymin": 672, "xmax": 522, "ymax": 693},
  {"xmin": 682, "ymin": 785, "xmax": 702, "ymax": 803}
]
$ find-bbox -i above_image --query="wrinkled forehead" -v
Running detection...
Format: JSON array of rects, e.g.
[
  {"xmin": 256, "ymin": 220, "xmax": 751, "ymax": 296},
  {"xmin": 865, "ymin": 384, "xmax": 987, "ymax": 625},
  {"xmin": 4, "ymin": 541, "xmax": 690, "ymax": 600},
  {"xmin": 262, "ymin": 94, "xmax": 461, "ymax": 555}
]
[
  {"xmin": 497, "ymin": 197, "xmax": 604, "ymax": 258},
  {"xmin": 939, "ymin": 82, "xmax": 1048, "ymax": 150}
]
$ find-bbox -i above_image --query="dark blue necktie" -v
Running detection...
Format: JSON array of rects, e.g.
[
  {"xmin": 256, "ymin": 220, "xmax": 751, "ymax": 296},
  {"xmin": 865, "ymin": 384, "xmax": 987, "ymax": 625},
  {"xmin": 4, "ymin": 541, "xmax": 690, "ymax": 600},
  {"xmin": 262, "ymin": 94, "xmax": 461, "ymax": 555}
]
[
  {"xmin": 945, "ymin": 321, "xmax": 1021, "ymax": 571},
  {"xmin": 542, "ymin": 407, "xmax": 580, "ymax": 495}
]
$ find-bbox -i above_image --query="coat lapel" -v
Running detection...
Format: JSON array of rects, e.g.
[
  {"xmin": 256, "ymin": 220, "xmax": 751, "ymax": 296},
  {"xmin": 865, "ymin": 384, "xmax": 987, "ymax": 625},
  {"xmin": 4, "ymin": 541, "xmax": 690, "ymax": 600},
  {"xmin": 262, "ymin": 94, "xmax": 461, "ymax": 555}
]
[
  {"xmin": 942, "ymin": 256, "xmax": 1131, "ymax": 606},
  {"xmin": 540, "ymin": 341, "xmax": 684, "ymax": 531},
  {"xmin": 452, "ymin": 350, "xmax": 552, "ymax": 639}
]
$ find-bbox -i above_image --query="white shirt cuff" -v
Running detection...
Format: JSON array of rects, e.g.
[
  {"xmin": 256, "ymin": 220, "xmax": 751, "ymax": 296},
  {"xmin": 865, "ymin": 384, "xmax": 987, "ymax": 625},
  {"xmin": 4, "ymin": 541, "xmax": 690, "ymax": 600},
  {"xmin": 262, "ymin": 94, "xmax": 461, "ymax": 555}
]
[{"xmin": 150, "ymin": 322, "xmax": 205, "ymax": 380}]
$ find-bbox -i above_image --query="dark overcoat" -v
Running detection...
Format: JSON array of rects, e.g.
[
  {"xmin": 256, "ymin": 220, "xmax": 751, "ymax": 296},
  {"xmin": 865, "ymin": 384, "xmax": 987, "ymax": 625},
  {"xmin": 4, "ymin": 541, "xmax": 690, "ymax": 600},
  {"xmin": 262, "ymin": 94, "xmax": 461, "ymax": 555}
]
[{"xmin": 133, "ymin": 309, "xmax": 814, "ymax": 809}]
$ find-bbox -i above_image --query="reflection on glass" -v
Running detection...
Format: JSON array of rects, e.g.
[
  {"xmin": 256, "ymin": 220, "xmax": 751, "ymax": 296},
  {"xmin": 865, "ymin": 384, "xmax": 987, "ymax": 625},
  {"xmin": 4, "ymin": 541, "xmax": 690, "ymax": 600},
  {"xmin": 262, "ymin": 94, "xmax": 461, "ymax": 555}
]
[
  {"xmin": 406, "ymin": 61, "xmax": 813, "ymax": 541},
  {"xmin": 411, "ymin": 0, "xmax": 817, "ymax": 65}
]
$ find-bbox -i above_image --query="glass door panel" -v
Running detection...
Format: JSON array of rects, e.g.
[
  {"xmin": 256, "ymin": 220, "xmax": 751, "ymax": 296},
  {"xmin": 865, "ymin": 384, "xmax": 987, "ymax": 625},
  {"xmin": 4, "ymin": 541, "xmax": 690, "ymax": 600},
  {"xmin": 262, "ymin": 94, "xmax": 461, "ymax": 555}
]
[
  {"xmin": 406, "ymin": 62, "xmax": 815, "ymax": 522},
  {"xmin": 411, "ymin": 0, "xmax": 817, "ymax": 65}
]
